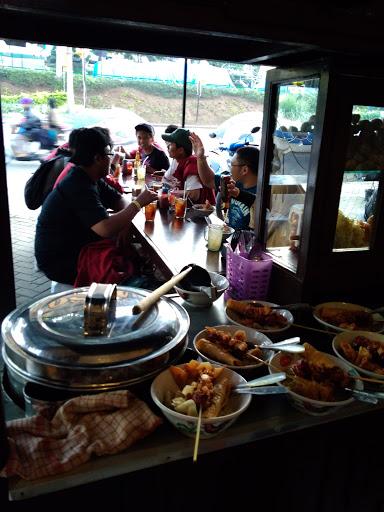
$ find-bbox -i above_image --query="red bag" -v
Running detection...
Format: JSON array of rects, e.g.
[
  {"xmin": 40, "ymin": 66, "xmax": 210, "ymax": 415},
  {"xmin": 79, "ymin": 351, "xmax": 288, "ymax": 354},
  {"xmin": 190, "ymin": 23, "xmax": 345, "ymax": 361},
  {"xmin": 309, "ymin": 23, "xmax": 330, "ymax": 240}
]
[{"xmin": 74, "ymin": 239, "xmax": 136, "ymax": 287}]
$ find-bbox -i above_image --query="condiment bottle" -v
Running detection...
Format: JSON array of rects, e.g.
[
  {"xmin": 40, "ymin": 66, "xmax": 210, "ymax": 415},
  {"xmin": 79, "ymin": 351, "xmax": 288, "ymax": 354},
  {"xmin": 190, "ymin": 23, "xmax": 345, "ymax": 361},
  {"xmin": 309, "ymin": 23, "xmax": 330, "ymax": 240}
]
[
  {"xmin": 134, "ymin": 150, "xmax": 141, "ymax": 173},
  {"xmin": 113, "ymin": 163, "xmax": 121, "ymax": 178}
]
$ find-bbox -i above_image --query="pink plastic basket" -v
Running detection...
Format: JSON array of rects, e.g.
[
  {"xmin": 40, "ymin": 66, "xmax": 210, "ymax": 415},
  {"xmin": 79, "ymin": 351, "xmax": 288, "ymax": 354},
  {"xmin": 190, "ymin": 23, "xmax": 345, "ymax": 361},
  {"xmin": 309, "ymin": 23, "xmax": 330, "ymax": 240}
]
[{"xmin": 225, "ymin": 249, "xmax": 272, "ymax": 300}]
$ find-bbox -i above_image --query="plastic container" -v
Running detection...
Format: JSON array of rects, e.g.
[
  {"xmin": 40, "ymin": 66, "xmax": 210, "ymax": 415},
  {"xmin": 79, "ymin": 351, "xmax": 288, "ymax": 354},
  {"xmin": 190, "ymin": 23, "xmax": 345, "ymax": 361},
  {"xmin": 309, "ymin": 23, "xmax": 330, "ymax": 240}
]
[{"xmin": 225, "ymin": 248, "xmax": 272, "ymax": 300}]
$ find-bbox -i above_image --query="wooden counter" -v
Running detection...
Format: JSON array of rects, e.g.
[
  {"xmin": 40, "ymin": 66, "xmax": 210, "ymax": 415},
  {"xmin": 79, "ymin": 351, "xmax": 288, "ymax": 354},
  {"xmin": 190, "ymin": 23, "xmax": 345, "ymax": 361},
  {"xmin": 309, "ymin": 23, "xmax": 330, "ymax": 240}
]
[{"xmin": 4, "ymin": 297, "xmax": 384, "ymax": 502}]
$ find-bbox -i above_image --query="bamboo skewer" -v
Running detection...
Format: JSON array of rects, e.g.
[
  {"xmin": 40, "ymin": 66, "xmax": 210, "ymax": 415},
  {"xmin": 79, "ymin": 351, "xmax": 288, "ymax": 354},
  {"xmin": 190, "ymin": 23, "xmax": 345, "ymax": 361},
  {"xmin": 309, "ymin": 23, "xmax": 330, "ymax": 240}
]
[
  {"xmin": 291, "ymin": 323, "xmax": 336, "ymax": 336},
  {"xmin": 193, "ymin": 406, "xmax": 203, "ymax": 463}
]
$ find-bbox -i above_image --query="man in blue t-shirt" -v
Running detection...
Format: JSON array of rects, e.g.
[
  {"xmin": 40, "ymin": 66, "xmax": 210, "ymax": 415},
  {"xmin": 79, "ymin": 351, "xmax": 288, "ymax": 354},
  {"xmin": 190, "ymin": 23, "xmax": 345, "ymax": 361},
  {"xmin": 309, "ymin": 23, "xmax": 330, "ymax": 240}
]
[
  {"xmin": 189, "ymin": 132, "xmax": 259, "ymax": 229},
  {"xmin": 224, "ymin": 145, "xmax": 258, "ymax": 229}
]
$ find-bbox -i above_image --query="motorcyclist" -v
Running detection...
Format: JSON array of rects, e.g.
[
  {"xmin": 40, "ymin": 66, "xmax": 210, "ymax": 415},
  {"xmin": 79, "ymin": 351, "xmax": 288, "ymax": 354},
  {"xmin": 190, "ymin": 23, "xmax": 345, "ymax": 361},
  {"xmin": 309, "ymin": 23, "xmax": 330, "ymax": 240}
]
[
  {"xmin": 15, "ymin": 97, "xmax": 56, "ymax": 150},
  {"xmin": 17, "ymin": 97, "xmax": 42, "ymax": 135}
]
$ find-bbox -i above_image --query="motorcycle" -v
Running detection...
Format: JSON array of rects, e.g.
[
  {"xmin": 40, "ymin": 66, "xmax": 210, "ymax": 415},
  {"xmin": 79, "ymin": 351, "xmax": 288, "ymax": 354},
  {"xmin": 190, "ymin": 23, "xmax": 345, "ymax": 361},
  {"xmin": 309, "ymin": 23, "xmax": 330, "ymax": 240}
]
[
  {"xmin": 9, "ymin": 125, "xmax": 70, "ymax": 162},
  {"xmin": 207, "ymin": 125, "xmax": 261, "ymax": 176}
]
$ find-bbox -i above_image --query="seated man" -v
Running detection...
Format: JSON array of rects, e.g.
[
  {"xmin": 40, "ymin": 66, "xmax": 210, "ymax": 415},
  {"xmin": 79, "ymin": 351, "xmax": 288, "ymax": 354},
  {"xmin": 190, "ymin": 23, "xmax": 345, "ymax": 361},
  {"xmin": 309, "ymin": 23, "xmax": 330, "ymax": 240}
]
[
  {"xmin": 189, "ymin": 132, "xmax": 258, "ymax": 229},
  {"xmin": 127, "ymin": 123, "xmax": 170, "ymax": 174},
  {"xmin": 35, "ymin": 127, "xmax": 157, "ymax": 286},
  {"xmin": 161, "ymin": 128, "xmax": 215, "ymax": 204}
]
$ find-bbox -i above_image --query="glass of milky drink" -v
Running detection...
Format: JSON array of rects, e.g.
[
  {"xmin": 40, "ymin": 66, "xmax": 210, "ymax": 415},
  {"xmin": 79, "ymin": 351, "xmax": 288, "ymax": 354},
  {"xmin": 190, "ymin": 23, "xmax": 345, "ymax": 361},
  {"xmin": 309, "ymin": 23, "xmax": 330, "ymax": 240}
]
[{"xmin": 205, "ymin": 224, "xmax": 223, "ymax": 251}]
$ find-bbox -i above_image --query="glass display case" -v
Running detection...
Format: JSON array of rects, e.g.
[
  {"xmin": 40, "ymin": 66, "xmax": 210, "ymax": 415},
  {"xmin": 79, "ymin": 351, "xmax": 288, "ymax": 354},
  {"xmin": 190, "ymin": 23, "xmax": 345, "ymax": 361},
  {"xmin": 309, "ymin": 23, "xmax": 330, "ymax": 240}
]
[
  {"xmin": 255, "ymin": 65, "xmax": 384, "ymax": 305},
  {"xmin": 265, "ymin": 77, "xmax": 319, "ymax": 273}
]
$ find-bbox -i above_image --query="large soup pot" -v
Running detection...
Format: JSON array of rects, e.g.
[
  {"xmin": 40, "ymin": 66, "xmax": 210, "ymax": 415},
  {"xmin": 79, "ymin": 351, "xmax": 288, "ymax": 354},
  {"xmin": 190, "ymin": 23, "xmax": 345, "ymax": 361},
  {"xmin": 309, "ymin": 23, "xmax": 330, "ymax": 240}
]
[{"xmin": 1, "ymin": 285, "xmax": 189, "ymax": 405}]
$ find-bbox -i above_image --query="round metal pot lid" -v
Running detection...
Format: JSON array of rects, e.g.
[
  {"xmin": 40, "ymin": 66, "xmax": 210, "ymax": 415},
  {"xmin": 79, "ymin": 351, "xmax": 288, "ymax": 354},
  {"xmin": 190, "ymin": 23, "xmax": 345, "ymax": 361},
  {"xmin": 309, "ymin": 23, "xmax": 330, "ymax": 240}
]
[{"xmin": 2, "ymin": 286, "xmax": 190, "ymax": 368}]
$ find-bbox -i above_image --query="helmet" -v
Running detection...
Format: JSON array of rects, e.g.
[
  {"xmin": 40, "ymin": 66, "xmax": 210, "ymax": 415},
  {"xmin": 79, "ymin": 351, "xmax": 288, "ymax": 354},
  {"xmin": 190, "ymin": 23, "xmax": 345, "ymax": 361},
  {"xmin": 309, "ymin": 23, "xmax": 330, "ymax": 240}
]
[{"xmin": 20, "ymin": 97, "xmax": 33, "ymax": 105}]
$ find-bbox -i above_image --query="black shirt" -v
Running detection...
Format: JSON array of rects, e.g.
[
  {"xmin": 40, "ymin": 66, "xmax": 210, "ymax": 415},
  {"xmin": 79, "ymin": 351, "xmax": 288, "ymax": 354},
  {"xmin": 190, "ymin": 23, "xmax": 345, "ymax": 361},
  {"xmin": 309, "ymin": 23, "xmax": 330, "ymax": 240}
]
[{"xmin": 35, "ymin": 166, "xmax": 122, "ymax": 284}]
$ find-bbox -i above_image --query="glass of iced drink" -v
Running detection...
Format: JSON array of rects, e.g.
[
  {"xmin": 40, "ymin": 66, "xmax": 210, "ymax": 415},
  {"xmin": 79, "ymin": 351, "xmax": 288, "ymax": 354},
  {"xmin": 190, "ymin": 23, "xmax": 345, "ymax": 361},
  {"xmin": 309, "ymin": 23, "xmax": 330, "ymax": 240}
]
[
  {"xmin": 174, "ymin": 197, "xmax": 187, "ymax": 219},
  {"xmin": 144, "ymin": 201, "xmax": 157, "ymax": 222}
]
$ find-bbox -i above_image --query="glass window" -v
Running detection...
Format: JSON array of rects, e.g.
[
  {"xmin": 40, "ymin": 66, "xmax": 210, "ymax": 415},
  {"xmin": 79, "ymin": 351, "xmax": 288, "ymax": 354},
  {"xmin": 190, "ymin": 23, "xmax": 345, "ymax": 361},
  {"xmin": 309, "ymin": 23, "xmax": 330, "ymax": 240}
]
[
  {"xmin": 333, "ymin": 106, "xmax": 382, "ymax": 252},
  {"xmin": 266, "ymin": 78, "xmax": 319, "ymax": 272},
  {"xmin": 185, "ymin": 59, "xmax": 266, "ymax": 159}
]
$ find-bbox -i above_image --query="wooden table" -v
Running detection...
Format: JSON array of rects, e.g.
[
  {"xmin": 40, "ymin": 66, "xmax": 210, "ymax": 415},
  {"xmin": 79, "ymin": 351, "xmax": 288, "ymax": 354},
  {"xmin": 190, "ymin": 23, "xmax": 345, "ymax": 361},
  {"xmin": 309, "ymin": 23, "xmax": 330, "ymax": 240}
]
[
  {"xmin": 131, "ymin": 207, "xmax": 226, "ymax": 278},
  {"xmin": 119, "ymin": 174, "xmax": 225, "ymax": 278}
]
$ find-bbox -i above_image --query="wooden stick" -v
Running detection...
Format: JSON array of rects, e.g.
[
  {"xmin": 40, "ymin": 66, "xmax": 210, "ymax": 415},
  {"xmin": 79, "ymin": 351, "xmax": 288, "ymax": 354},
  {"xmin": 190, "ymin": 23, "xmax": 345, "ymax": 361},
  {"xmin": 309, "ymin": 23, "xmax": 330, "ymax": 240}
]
[
  {"xmin": 291, "ymin": 323, "xmax": 336, "ymax": 336},
  {"xmin": 193, "ymin": 406, "xmax": 202, "ymax": 463},
  {"xmin": 351, "ymin": 374, "xmax": 384, "ymax": 385}
]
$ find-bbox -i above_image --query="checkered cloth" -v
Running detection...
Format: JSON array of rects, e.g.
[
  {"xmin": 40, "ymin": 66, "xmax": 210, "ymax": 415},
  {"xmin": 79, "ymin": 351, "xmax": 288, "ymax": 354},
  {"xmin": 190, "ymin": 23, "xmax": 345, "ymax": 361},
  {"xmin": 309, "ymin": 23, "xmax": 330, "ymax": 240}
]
[{"xmin": 1, "ymin": 390, "xmax": 162, "ymax": 480}]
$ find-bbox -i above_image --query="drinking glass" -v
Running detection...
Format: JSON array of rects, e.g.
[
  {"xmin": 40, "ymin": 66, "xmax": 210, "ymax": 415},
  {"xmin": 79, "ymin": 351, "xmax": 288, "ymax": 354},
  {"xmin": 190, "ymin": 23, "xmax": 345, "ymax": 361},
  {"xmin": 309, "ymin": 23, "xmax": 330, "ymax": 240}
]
[
  {"xmin": 137, "ymin": 165, "xmax": 146, "ymax": 181},
  {"xmin": 168, "ymin": 189, "xmax": 184, "ymax": 211},
  {"xmin": 205, "ymin": 224, "xmax": 223, "ymax": 251},
  {"xmin": 144, "ymin": 201, "xmax": 157, "ymax": 222},
  {"xmin": 174, "ymin": 197, "xmax": 187, "ymax": 219}
]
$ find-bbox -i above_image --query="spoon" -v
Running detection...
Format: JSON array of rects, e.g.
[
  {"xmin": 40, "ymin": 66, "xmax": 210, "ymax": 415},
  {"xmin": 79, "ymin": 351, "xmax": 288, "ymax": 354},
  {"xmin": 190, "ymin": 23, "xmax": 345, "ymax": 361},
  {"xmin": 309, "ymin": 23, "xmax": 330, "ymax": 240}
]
[
  {"xmin": 235, "ymin": 372, "xmax": 286, "ymax": 390},
  {"xmin": 345, "ymin": 388, "xmax": 378, "ymax": 404},
  {"xmin": 260, "ymin": 344, "xmax": 304, "ymax": 354},
  {"xmin": 262, "ymin": 336, "xmax": 300, "ymax": 347}
]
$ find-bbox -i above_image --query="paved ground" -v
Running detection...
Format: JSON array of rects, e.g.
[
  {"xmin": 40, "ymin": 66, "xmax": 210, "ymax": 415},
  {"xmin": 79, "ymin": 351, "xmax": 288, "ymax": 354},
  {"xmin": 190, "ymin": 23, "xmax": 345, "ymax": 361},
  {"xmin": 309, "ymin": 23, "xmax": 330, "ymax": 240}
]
[{"xmin": 7, "ymin": 159, "xmax": 51, "ymax": 307}]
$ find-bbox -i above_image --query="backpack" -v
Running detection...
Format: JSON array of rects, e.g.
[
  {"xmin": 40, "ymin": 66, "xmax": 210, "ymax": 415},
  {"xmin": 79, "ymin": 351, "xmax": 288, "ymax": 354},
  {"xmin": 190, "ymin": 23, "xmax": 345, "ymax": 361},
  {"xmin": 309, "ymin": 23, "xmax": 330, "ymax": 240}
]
[{"xmin": 24, "ymin": 150, "xmax": 70, "ymax": 210}]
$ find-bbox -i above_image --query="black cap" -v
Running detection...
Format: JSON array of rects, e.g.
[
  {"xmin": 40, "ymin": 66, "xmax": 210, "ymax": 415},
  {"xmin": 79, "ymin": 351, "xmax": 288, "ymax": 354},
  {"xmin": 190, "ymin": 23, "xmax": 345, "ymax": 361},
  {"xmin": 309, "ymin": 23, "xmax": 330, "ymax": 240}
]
[{"xmin": 135, "ymin": 123, "xmax": 155, "ymax": 136}]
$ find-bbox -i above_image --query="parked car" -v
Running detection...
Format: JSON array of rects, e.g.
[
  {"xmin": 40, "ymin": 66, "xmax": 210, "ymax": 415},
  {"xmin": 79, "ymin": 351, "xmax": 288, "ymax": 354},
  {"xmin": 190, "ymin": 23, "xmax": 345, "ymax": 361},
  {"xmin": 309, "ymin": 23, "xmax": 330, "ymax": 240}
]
[
  {"xmin": 61, "ymin": 107, "xmax": 147, "ymax": 147},
  {"xmin": 209, "ymin": 111, "xmax": 263, "ymax": 149}
]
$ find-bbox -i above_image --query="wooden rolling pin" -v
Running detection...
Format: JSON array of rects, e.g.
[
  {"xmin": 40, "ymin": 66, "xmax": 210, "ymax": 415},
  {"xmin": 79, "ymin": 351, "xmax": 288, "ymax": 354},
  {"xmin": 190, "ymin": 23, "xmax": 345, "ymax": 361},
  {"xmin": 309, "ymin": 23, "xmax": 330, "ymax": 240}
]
[{"xmin": 132, "ymin": 266, "xmax": 193, "ymax": 314}]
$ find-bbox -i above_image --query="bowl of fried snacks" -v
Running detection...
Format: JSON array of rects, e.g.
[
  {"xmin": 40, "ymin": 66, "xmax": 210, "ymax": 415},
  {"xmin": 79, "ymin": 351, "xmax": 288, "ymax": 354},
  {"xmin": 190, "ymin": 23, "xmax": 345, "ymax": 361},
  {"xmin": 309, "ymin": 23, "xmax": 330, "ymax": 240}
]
[
  {"xmin": 150, "ymin": 359, "xmax": 251, "ymax": 438},
  {"xmin": 333, "ymin": 330, "xmax": 384, "ymax": 379},
  {"xmin": 225, "ymin": 299, "xmax": 293, "ymax": 333},
  {"xmin": 313, "ymin": 302, "xmax": 384, "ymax": 333},
  {"xmin": 269, "ymin": 342, "xmax": 362, "ymax": 416},
  {"xmin": 193, "ymin": 325, "xmax": 273, "ymax": 370},
  {"xmin": 191, "ymin": 202, "xmax": 215, "ymax": 217}
]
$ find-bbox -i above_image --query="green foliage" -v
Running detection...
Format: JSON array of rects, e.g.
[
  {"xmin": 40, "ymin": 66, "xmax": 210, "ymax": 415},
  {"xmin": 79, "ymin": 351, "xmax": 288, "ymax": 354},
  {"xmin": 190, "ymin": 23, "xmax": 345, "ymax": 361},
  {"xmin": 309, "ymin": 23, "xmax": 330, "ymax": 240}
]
[
  {"xmin": 353, "ymin": 106, "xmax": 384, "ymax": 121},
  {"xmin": 1, "ymin": 91, "xmax": 67, "ymax": 111},
  {"xmin": 0, "ymin": 68, "xmax": 61, "ymax": 89},
  {"xmin": 278, "ymin": 91, "xmax": 318, "ymax": 123}
]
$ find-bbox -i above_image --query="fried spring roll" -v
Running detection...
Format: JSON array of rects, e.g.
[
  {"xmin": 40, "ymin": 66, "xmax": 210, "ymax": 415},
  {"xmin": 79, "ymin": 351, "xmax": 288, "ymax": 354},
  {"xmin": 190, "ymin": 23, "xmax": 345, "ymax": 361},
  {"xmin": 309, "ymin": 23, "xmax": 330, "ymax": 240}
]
[
  {"xmin": 196, "ymin": 338, "xmax": 241, "ymax": 366},
  {"xmin": 289, "ymin": 377, "xmax": 334, "ymax": 402},
  {"xmin": 226, "ymin": 299, "xmax": 269, "ymax": 320},
  {"xmin": 203, "ymin": 377, "xmax": 231, "ymax": 418}
]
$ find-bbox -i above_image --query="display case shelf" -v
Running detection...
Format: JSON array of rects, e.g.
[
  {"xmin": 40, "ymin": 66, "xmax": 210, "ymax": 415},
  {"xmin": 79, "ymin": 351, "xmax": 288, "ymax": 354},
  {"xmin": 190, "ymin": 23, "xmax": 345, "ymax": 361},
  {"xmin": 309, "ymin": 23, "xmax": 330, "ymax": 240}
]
[{"xmin": 256, "ymin": 64, "xmax": 384, "ymax": 305}]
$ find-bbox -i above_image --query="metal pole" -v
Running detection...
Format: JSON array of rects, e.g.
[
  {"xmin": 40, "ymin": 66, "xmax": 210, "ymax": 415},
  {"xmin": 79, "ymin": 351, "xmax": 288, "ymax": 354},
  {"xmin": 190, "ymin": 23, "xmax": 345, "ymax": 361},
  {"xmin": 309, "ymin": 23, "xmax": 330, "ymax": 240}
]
[{"xmin": 182, "ymin": 58, "xmax": 187, "ymax": 127}]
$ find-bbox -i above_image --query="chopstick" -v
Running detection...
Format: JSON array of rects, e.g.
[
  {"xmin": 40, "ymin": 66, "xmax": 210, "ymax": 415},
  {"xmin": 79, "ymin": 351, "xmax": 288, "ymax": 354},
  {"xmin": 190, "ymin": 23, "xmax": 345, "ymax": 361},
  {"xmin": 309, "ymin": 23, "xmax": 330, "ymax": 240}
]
[{"xmin": 193, "ymin": 406, "xmax": 202, "ymax": 463}]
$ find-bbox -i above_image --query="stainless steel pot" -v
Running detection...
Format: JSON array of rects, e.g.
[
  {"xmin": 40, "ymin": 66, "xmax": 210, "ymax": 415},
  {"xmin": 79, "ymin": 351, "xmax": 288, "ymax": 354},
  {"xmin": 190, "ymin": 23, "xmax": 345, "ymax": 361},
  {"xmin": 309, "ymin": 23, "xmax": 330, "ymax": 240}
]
[{"xmin": 1, "ymin": 285, "xmax": 189, "ymax": 403}]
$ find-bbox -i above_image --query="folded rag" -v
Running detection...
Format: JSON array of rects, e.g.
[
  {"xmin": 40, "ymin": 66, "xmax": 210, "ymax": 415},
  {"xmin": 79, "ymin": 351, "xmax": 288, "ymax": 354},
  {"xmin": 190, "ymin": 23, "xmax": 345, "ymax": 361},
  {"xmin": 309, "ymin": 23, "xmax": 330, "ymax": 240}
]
[{"xmin": 1, "ymin": 390, "xmax": 162, "ymax": 480}]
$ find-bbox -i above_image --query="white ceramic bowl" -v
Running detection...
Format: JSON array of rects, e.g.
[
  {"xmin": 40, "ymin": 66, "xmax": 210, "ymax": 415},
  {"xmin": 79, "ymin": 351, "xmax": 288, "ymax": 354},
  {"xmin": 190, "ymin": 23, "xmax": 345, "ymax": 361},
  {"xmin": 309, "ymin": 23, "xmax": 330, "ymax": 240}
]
[
  {"xmin": 191, "ymin": 204, "xmax": 215, "ymax": 217},
  {"xmin": 333, "ymin": 330, "xmax": 384, "ymax": 380},
  {"xmin": 268, "ymin": 351, "xmax": 362, "ymax": 416},
  {"xmin": 313, "ymin": 301, "xmax": 384, "ymax": 333},
  {"xmin": 150, "ymin": 364, "xmax": 251, "ymax": 438},
  {"xmin": 174, "ymin": 271, "xmax": 229, "ymax": 307},
  {"xmin": 193, "ymin": 324, "xmax": 273, "ymax": 370},
  {"xmin": 225, "ymin": 300, "xmax": 294, "ymax": 333}
]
